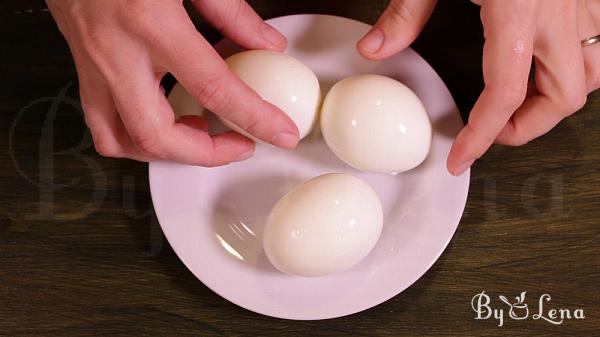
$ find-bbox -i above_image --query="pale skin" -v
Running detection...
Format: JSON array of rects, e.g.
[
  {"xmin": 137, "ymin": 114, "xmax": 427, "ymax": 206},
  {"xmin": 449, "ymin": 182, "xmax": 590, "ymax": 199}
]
[
  {"xmin": 46, "ymin": 0, "xmax": 300, "ymax": 167},
  {"xmin": 48, "ymin": 0, "xmax": 599, "ymax": 174},
  {"xmin": 358, "ymin": 0, "xmax": 600, "ymax": 175}
]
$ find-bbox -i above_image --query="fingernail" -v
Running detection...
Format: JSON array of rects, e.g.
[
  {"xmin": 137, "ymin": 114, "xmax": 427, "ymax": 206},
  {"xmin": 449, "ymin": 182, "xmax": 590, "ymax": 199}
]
[
  {"xmin": 235, "ymin": 148, "xmax": 254, "ymax": 162},
  {"xmin": 358, "ymin": 27, "xmax": 385, "ymax": 53},
  {"xmin": 270, "ymin": 132, "xmax": 298, "ymax": 149},
  {"xmin": 262, "ymin": 23, "xmax": 286, "ymax": 48},
  {"xmin": 452, "ymin": 159, "xmax": 475, "ymax": 176}
]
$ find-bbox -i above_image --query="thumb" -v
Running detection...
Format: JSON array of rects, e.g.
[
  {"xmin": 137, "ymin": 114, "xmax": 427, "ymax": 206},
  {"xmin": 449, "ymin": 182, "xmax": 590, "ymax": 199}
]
[{"xmin": 357, "ymin": 0, "xmax": 437, "ymax": 60}]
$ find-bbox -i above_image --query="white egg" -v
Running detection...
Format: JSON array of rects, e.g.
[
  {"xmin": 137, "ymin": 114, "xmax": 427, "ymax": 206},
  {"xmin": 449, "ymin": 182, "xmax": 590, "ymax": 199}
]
[
  {"xmin": 321, "ymin": 74, "xmax": 432, "ymax": 174},
  {"xmin": 167, "ymin": 83, "xmax": 203, "ymax": 119},
  {"xmin": 222, "ymin": 50, "xmax": 321, "ymax": 141},
  {"xmin": 263, "ymin": 173, "xmax": 383, "ymax": 277}
]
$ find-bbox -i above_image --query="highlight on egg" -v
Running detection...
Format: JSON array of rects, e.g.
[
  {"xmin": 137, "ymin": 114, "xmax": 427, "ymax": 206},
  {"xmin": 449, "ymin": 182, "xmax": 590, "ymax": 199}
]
[
  {"xmin": 221, "ymin": 50, "xmax": 322, "ymax": 141},
  {"xmin": 320, "ymin": 74, "xmax": 432, "ymax": 174},
  {"xmin": 263, "ymin": 173, "xmax": 383, "ymax": 277}
]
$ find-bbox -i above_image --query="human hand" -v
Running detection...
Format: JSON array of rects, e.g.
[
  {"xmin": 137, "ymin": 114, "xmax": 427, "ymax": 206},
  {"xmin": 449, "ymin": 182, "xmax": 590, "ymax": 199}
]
[
  {"xmin": 357, "ymin": 0, "xmax": 600, "ymax": 176},
  {"xmin": 46, "ymin": 0, "xmax": 299, "ymax": 166}
]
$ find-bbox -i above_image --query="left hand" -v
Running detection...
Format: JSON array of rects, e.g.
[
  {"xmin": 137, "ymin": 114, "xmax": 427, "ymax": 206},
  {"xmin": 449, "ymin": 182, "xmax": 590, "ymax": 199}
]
[{"xmin": 357, "ymin": 0, "xmax": 600, "ymax": 176}]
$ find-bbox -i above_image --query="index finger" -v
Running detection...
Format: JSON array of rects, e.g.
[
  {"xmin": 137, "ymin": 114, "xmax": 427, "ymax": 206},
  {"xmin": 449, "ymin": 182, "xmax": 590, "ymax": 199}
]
[{"xmin": 447, "ymin": 0, "xmax": 536, "ymax": 175}]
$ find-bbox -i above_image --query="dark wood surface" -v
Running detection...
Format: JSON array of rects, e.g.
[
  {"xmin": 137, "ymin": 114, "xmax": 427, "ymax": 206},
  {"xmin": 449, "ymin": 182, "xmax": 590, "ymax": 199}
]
[{"xmin": 1, "ymin": 1, "xmax": 599, "ymax": 336}]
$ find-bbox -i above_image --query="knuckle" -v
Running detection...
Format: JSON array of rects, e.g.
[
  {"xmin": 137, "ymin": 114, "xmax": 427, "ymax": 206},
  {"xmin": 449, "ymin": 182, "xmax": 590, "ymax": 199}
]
[
  {"xmin": 591, "ymin": 64, "xmax": 600, "ymax": 90},
  {"xmin": 239, "ymin": 113, "xmax": 261, "ymax": 134},
  {"xmin": 206, "ymin": 0, "xmax": 249, "ymax": 32},
  {"xmin": 386, "ymin": 0, "xmax": 420, "ymax": 37},
  {"xmin": 592, "ymin": 74, "xmax": 600, "ymax": 92},
  {"xmin": 224, "ymin": 0, "xmax": 247, "ymax": 27},
  {"xmin": 488, "ymin": 83, "xmax": 527, "ymax": 110},
  {"xmin": 191, "ymin": 77, "xmax": 229, "ymax": 113},
  {"xmin": 389, "ymin": 0, "xmax": 416, "ymax": 24},
  {"xmin": 79, "ymin": 26, "xmax": 110, "ymax": 54},
  {"xmin": 121, "ymin": 0, "xmax": 163, "ymax": 42},
  {"xmin": 465, "ymin": 123, "xmax": 495, "ymax": 145},
  {"xmin": 87, "ymin": 125, "xmax": 122, "ymax": 158},
  {"xmin": 561, "ymin": 90, "xmax": 587, "ymax": 112},
  {"xmin": 505, "ymin": 134, "xmax": 529, "ymax": 147},
  {"xmin": 125, "ymin": 0, "xmax": 151, "ymax": 16},
  {"xmin": 504, "ymin": 84, "xmax": 527, "ymax": 106},
  {"xmin": 65, "ymin": 1, "xmax": 90, "ymax": 20},
  {"xmin": 500, "ymin": 122, "xmax": 530, "ymax": 147},
  {"xmin": 93, "ymin": 139, "xmax": 121, "ymax": 158},
  {"xmin": 131, "ymin": 133, "xmax": 164, "ymax": 158},
  {"xmin": 69, "ymin": 10, "xmax": 110, "ymax": 54}
]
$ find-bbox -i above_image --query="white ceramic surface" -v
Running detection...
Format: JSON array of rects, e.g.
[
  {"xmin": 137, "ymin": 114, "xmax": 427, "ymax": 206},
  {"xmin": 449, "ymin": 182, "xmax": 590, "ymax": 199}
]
[{"xmin": 149, "ymin": 14, "xmax": 470, "ymax": 320}]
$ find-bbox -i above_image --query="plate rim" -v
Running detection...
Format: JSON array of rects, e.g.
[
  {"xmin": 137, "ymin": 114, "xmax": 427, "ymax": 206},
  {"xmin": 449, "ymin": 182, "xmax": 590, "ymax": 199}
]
[{"xmin": 149, "ymin": 13, "xmax": 470, "ymax": 320}]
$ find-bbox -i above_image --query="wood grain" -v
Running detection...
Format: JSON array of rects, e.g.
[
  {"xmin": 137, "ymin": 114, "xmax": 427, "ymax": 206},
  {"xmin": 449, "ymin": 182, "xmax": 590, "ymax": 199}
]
[{"xmin": 1, "ymin": 1, "xmax": 599, "ymax": 336}]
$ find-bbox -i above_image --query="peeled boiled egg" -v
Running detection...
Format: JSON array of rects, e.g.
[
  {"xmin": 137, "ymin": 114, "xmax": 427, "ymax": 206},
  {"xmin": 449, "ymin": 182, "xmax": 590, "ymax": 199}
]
[
  {"xmin": 263, "ymin": 173, "xmax": 383, "ymax": 277},
  {"xmin": 167, "ymin": 83, "xmax": 203, "ymax": 119},
  {"xmin": 221, "ymin": 50, "xmax": 321, "ymax": 141},
  {"xmin": 321, "ymin": 74, "xmax": 432, "ymax": 174}
]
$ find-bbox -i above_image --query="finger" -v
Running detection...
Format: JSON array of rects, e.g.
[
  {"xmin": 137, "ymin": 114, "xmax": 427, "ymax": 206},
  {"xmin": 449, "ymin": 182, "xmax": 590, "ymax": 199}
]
[
  {"xmin": 110, "ymin": 60, "xmax": 256, "ymax": 167},
  {"xmin": 495, "ymin": 96, "xmax": 579, "ymax": 146},
  {"xmin": 357, "ymin": 0, "xmax": 437, "ymax": 60},
  {"xmin": 75, "ymin": 59, "xmax": 152, "ymax": 162},
  {"xmin": 583, "ymin": 48, "xmax": 600, "ymax": 92},
  {"xmin": 497, "ymin": 2, "xmax": 587, "ymax": 145},
  {"xmin": 191, "ymin": 0, "xmax": 286, "ymax": 50},
  {"xmin": 447, "ymin": 0, "xmax": 536, "ymax": 176},
  {"xmin": 154, "ymin": 8, "xmax": 299, "ymax": 148},
  {"xmin": 81, "ymin": 81, "xmax": 128, "ymax": 159},
  {"xmin": 578, "ymin": 0, "xmax": 600, "ymax": 91}
]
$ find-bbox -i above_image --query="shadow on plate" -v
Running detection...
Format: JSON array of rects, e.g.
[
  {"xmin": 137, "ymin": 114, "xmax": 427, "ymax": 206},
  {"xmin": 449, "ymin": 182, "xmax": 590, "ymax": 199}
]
[
  {"xmin": 287, "ymin": 135, "xmax": 354, "ymax": 172},
  {"xmin": 291, "ymin": 15, "xmax": 355, "ymax": 55},
  {"xmin": 210, "ymin": 173, "xmax": 304, "ymax": 273},
  {"xmin": 431, "ymin": 108, "xmax": 463, "ymax": 140}
]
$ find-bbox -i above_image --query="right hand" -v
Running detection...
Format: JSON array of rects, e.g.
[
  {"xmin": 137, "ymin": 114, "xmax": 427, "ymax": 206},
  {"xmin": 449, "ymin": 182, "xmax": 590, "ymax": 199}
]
[
  {"xmin": 46, "ymin": 0, "xmax": 300, "ymax": 166},
  {"xmin": 358, "ymin": 0, "xmax": 599, "ymax": 176}
]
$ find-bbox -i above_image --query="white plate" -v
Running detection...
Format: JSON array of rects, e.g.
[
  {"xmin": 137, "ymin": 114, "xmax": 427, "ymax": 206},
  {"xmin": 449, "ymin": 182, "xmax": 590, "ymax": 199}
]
[{"xmin": 150, "ymin": 14, "xmax": 470, "ymax": 320}]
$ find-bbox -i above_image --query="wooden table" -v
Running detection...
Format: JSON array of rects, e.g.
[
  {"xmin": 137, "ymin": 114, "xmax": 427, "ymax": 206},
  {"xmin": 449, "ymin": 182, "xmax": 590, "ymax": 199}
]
[{"xmin": 1, "ymin": 1, "xmax": 598, "ymax": 336}]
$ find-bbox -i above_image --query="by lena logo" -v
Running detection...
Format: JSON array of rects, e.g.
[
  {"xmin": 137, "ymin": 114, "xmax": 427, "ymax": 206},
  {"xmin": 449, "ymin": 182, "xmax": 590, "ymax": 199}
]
[{"xmin": 471, "ymin": 291, "xmax": 585, "ymax": 327}]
